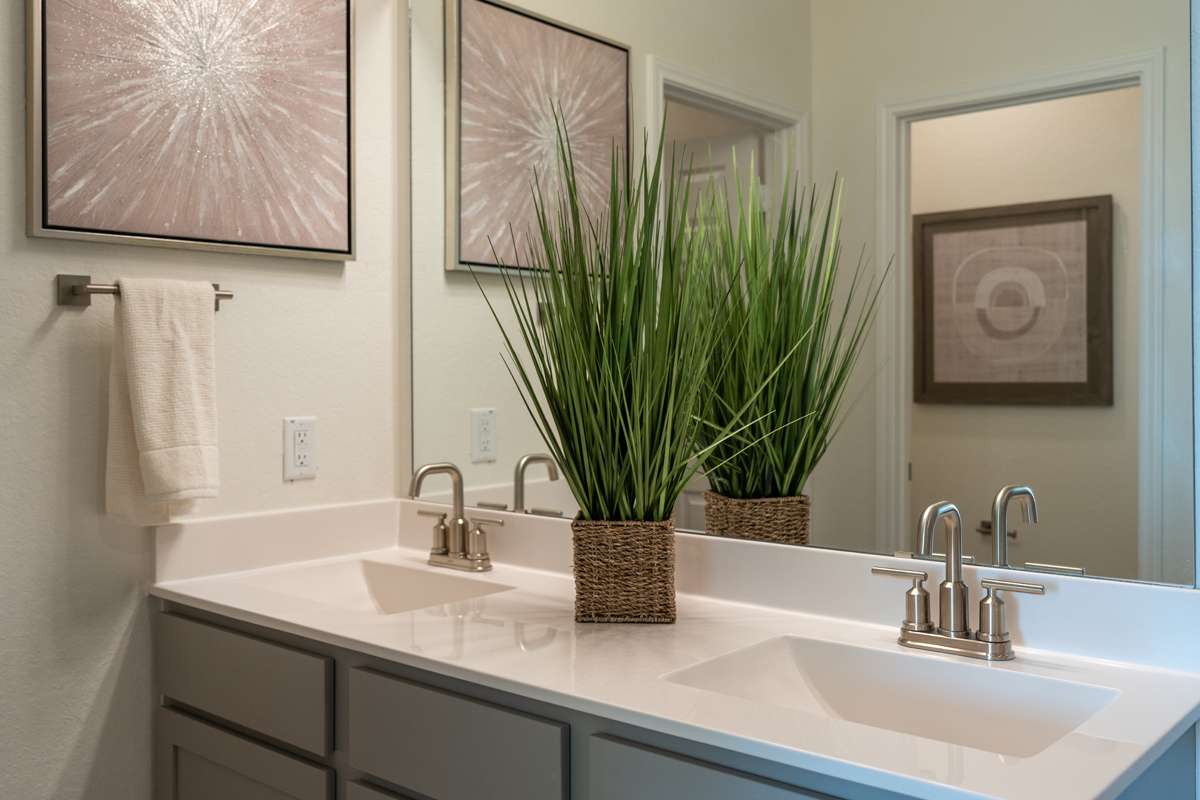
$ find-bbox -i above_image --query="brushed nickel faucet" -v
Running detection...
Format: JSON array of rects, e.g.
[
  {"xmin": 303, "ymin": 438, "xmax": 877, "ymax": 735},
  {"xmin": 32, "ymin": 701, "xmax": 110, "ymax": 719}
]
[
  {"xmin": 513, "ymin": 454, "xmax": 559, "ymax": 513},
  {"xmin": 919, "ymin": 501, "xmax": 969, "ymax": 638},
  {"xmin": 873, "ymin": 500, "xmax": 1044, "ymax": 661},
  {"xmin": 410, "ymin": 462, "xmax": 499, "ymax": 572},
  {"xmin": 992, "ymin": 485, "xmax": 1037, "ymax": 567}
]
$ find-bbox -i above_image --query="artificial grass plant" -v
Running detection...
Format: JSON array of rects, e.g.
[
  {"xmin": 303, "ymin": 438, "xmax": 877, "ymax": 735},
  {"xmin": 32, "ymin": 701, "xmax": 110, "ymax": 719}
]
[{"xmin": 479, "ymin": 121, "xmax": 766, "ymax": 523}]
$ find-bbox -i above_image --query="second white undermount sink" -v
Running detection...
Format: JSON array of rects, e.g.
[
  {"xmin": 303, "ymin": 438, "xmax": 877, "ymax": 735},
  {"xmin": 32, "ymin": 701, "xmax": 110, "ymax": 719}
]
[
  {"xmin": 233, "ymin": 558, "xmax": 516, "ymax": 615},
  {"xmin": 662, "ymin": 635, "xmax": 1118, "ymax": 758}
]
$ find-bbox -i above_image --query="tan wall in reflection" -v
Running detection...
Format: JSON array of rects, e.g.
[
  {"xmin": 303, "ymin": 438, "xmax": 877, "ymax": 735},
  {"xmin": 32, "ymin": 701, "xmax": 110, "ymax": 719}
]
[
  {"xmin": 806, "ymin": 0, "xmax": 1192, "ymax": 584},
  {"xmin": 909, "ymin": 88, "xmax": 1141, "ymax": 580}
]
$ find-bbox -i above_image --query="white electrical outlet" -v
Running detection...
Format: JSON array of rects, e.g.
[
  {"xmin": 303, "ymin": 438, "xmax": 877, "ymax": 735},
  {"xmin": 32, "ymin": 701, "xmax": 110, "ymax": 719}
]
[
  {"xmin": 283, "ymin": 416, "xmax": 317, "ymax": 481},
  {"xmin": 471, "ymin": 408, "xmax": 496, "ymax": 463}
]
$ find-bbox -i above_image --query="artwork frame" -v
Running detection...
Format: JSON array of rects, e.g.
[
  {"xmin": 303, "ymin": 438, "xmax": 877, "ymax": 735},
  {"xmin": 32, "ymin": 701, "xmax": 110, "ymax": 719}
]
[
  {"xmin": 26, "ymin": 0, "xmax": 355, "ymax": 261},
  {"xmin": 444, "ymin": 0, "xmax": 631, "ymax": 273},
  {"xmin": 913, "ymin": 195, "xmax": 1113, "ymax": 405}
]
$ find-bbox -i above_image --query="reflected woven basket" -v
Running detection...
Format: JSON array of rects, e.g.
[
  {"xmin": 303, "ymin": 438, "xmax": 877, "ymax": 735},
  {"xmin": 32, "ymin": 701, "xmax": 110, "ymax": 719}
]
[
  {"xmin": 571, "ymin": 514, "xmax": 676, "ymax": 624},
  {"xmin": 703, "ymin": 491, "xmax": 810, "ymax": 544}
]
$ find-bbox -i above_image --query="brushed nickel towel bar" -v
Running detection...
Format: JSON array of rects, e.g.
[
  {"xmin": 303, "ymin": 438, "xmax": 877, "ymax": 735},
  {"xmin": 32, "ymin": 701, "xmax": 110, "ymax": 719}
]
[{"xmin": 57, "ymin": 274, "xmax": 233, "ymax": 310}]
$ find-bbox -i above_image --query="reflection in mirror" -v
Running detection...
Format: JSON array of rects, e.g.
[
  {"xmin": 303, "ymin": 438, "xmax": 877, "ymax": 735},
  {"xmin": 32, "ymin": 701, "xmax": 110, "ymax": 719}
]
[{"xmin": 411, "ymin": 0, "xmax": 1193, "ymax": 586}]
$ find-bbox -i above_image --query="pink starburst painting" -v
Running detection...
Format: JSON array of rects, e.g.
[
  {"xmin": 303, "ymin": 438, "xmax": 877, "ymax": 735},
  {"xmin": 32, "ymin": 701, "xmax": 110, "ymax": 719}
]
[
  {"xmin": 458, "ymin": 0, "xmax": 628, "ymax": 268},
  {"xmin": 39, "ymin": 0, "xmax": 351, "ymax": 255}
]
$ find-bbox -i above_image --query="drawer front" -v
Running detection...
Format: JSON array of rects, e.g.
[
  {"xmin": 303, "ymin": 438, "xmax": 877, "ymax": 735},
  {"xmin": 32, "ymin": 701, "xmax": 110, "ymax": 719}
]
[
  {"xmin": 156, "ymin": 706, "xmax": 333, "ymax": 800},
  {"xmin": 589, "ymin": 735, "xmax": 828, "ymax": 800},
  {"xmin": 348, "ymin": 667, "xmax": 568, "ymax": 800},
  {"xmin": 156, "ymin": 612, "xmax": 333, "ymax": 756}
]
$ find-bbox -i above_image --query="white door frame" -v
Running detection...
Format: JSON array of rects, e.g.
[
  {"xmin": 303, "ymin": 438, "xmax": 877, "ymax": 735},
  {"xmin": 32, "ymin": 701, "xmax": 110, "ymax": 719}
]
[
  {"xmin": 874, "ymin": 51, "xmax": 1167, "ymax": 579},
  {"xmin": 646, "ymin": 56, "xmax": 810, "ymax": 192}
]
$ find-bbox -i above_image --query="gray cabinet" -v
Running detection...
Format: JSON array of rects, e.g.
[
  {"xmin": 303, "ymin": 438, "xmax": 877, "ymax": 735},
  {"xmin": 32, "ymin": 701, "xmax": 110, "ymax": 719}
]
[
  {"xmin": 346, "ymin": 780, "xmax": 415, "ymax": 800},
  {"xmin": 590, "ymin": 734, "xmax": 830, "ymax": 800},
  {"xmin": 347, "ymin": 666, "xmax": 569, "ymax": 800},
  {"xmin": 156, "ymin": 707, "xmax": 334, "ymax": 800},
  {"xmin": 156, "ymin": 612, "xmax": 333, "ymax": 756}
]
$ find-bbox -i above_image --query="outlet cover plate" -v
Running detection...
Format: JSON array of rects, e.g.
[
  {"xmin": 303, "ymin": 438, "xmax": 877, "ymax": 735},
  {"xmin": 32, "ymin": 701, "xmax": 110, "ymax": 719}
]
[
  {"xmin": 471, "ymin": 408, "xmax": 496, "ymax": 463},
  {"xmin": 283, "ymin": 416, "xmax": 317, "ymax": 481}
]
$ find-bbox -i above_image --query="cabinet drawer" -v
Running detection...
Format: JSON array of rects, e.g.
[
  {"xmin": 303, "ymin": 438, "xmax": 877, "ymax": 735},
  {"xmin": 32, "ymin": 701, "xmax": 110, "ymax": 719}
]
[
  {"xmin": 589, "ymin": 735, "xmax": 828, "ymax": 800},
  {"xmin": 156, "ymin": 706, "xmax": 333, "ymax": 800},
  {"xmin": 156, "ymin": 612, "xmax": 333, "ymax": 756},
  {"xmin": 348, "ymin": 667, "xmax": 568, "ymax": 800}
]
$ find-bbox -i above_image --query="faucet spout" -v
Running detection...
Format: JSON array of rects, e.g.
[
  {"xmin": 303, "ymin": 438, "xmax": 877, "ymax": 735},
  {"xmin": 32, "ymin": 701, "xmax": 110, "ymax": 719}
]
[
  {"xmin": 991, "ymin": 486, "xmax": 1037, "ymax": 567},
  {"xmin": 410, "ymin": 462, "xmax": 468, "ymax": 556},
  {"xmin": 918, "ymin": 501, "xmax": 969, "ymax": 638},
  {"xmin": 513, "ymin": 454, "xmax": 558, "ymax": 513}
]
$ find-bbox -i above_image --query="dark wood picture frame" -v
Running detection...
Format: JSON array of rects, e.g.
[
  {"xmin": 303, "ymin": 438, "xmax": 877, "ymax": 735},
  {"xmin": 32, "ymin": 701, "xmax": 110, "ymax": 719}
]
[{"xmin": 913, "ymin": 195, "xmax": 1113, "ymax": 405}]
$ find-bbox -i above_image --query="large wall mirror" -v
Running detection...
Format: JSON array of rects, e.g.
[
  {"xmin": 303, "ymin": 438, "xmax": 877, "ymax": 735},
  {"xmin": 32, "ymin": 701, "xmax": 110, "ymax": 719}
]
[{"xmin": 410, "ymin": 0, "xmax": 1194, "ymax": 588}]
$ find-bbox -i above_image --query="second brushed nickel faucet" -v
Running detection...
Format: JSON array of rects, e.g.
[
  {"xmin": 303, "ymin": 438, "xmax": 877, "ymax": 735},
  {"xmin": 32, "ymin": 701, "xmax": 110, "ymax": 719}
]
[{"xmin": 874, "ymin": 500, "xmax": 1044, "ymax": 661}]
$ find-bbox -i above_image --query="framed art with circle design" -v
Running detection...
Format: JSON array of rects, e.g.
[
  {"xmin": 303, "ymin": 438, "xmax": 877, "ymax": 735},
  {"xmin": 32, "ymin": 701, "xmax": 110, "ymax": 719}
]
[
  {"xmin": 913, "ymin": 195, "xmax": 1113, "ymax": 405},
  {"xmin": 26, "ymin": 0, "xmax": 354, "ymax": 260},
  {"xmin": 444, "ymin": 0, "xmax": 630, "ymax": 272}
]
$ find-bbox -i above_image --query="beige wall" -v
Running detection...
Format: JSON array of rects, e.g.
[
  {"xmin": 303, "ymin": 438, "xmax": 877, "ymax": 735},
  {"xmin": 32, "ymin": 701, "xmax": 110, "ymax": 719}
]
[
  {"xmin": 0, "ymin": 3, "xmax": 410, "ymax": 797},
  {"xmin": 909, "ymin": 87, "xmax": 1141, "ymax": 578},
  {"xmin": 806, "ymin": 0, "xmax": 1192, "ymax": 565},
  {"xmin": 410, "ymin": 0, "xmax": 812, "ymax": 492}
]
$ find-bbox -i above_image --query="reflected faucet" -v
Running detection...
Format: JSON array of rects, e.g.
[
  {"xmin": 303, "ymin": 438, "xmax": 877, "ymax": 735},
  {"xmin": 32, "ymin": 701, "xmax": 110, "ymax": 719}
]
[
  {"xmin": 513, "ymin": 454, "xmax": 559, "ymax": 513},
  {"xmin": 918, "ymin": 501, "xmax": 969, "ymax": 638},
  {"xmin": 991, "ymin": 486, "xmax": 1037, "ymax": 567}
]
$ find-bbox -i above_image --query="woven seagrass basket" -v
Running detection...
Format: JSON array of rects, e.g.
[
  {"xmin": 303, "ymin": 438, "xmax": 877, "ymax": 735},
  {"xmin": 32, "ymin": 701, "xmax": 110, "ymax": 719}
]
[
  {"xmin": 703, "ymin": 491, "xmax": 810, "ymax": 544},
  {"xmin": 571, "ymin": 514, "xmax": 676, "ymax": 623}
]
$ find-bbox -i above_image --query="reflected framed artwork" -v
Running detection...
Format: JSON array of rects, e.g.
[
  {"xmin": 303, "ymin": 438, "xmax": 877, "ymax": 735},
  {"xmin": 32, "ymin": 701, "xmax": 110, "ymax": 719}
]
[
  {"xmin": 26, "ymin": 0, "xmax": 354, "ymax": 260},
  {"xmin": 913, "ymin": 196, "xmax": 1112, "ymax": 405},
  {"xmin": 445, "ymin": 0, "xmax": 630, "ymax": 271}
]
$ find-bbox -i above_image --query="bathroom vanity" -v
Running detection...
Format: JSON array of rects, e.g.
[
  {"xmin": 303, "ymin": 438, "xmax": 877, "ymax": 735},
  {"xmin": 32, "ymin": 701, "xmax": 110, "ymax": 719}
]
[{"xmin": 150, "ymin": 500, "xmax": 1200, "ymax": 800}]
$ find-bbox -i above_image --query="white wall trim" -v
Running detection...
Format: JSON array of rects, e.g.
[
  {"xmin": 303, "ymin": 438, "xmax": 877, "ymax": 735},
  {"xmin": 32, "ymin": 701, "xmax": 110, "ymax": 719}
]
[
  {"xmin": 874, "ymin": 51, "xmax": 1168, "ymax": 569},
  {"xmin": 646, "ymin": 55, "xmax": 810, "ymax": 190}
]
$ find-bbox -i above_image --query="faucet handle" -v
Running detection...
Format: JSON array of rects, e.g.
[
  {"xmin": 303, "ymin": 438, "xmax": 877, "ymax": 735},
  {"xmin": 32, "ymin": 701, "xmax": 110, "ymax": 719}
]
[
  {"xmin": 977, "ymin": 579, "xmax": 1044, "ymax": 643},
  {"xmin": 418, "ymin": 510, "xmax": 449, "ymax": 556},
  {"xmin": 467, "ymin": 517, "xmax": 504, "ymax": 559},
  {"xmin": 981, "ymin": 578, "xmax": 1044, "ymax": 595},
  {"xmin": 872, "ymin": 567, "xmax": 934, "ymax": 632}
]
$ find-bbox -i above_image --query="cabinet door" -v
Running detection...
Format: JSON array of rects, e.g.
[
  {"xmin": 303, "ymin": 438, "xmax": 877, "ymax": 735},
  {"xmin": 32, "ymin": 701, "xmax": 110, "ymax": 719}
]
[
  {"xmin": 156, "ymin": 707, "xmax": 334, "ymax": 800},
  {"xmin": 590, "ymin": 734, "xmax": 832, "ymax": 800},
  {"xmin": 348, "ymin": 667, "xmax": 568, "ymax": 800}
]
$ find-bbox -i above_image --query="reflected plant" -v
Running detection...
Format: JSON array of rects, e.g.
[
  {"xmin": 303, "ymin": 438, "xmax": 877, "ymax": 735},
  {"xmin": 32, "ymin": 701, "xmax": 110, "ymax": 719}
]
[{"xmin": 698, "ymin": 163, "xmax": 887, "ymax": 500}]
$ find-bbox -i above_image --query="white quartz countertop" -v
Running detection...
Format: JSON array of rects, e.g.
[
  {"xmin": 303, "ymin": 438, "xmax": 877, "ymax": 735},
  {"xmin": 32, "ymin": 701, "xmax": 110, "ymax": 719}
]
[{"xmin": 151, "ymin": 531, "xmax": 1200, "ymax": 800}]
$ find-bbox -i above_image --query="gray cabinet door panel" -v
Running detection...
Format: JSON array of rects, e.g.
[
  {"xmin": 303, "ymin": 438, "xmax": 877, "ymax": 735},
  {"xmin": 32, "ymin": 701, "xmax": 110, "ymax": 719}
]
[
  {"xmin": 156, "ymin": 612, "xmax": 333, "ymax": 756},
  {"xmin": 156, "ymin": 707, "xmax": 334, "ymax": 800},
  {"xmin": 590, "ymin": 734, "xmax": 833, "ymax": 800},
  {"xmin": 348, "ymin": 666, "xmax": 568, "ymax": 800}
]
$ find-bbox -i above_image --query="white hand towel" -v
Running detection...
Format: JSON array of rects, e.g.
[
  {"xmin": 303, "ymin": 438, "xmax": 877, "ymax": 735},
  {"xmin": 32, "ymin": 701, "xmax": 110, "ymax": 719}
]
[{"xmin": 106, "ymin": 279, "xmax": 219, "ymax": 525}]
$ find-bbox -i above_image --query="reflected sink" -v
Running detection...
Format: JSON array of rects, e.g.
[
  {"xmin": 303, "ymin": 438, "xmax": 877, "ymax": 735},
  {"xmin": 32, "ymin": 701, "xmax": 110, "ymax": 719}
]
[
  {"xmin": 662, "ymin": 635, "xmax": 1118, "ymax": 757},
  {"xmin": 233, "ymin": 559, "xmax": 515, "ymax": 615}
]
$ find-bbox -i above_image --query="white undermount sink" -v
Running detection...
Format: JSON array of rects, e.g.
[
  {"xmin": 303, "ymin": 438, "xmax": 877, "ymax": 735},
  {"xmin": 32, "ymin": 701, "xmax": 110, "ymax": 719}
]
[
  {"xmin": 232, "ymin": 558, "xmax": 516, "ymax": 615},
  {"xmin": 661, "ymin": 635, "xmax": 1119, "ymax": 758}
]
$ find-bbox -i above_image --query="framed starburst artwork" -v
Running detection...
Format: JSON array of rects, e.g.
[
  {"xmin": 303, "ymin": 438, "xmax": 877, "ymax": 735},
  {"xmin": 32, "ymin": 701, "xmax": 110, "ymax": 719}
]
[
  {"xmin": 26, "ymin": 0, "xmax": 354, "ymax": 260},
  {"xmin": 446, "ymin": 0, "xmax": 629, "ymax": 271}
]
